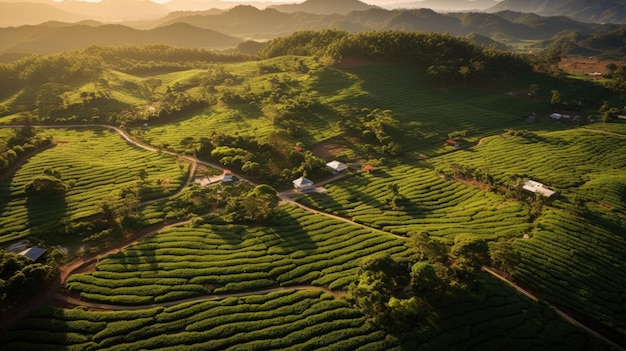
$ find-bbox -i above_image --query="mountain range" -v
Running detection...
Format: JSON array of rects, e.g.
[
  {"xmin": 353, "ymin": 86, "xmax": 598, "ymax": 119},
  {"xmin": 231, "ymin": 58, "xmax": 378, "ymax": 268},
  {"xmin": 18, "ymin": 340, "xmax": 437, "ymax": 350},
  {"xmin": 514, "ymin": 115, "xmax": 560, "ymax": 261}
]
[
  {"xmin": 1, "ymin": 0, "xmax": 625, "ymax": 27},
  {"xmin": 0, "ymin": 0, "xmax": 624, "ymax": 59},
  {"xmin": 0, "ymin": 21, "xmax": 242, "ymax": 56},
  {"xmin": 487, "ymin": 0, "xmax": 626, "ymax": 24}
]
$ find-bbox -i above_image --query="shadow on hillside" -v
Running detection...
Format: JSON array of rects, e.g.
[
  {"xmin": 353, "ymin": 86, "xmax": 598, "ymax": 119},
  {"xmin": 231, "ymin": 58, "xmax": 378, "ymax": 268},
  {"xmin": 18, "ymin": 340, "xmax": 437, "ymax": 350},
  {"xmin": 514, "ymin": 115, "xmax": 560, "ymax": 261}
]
[
  {"xmin": 267, "ymin": 208, "xmax": 317, "ymax": 253},
  {"xmin": 26, "ymin": 193, "xmax": 68, "ymax": 243}
]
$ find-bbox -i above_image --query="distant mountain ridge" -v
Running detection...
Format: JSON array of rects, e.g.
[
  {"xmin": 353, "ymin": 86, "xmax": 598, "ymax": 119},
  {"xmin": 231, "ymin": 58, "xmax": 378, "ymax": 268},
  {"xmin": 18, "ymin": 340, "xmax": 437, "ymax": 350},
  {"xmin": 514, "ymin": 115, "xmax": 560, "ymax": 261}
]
[
  {"xmin": 0, "ymin": 21, "xmax": 242, "ymax": 55},
  {"xmin": 487, "ymin": 0, "xmax": 626, "ymax": 24},
  {"xmin": 157, "ymin": 5, "xmax": 600, "ymax": 40},
  {"xmin": 0, "ymin": 2, "xmax": 84, "ymax": 26},
  {"xmin": 385, "ymin": 0, "xmax": 499, "ymax": 12},
  {"xmin": 268, "ymin": 0, "xmax": 379, "ymax": 15}
]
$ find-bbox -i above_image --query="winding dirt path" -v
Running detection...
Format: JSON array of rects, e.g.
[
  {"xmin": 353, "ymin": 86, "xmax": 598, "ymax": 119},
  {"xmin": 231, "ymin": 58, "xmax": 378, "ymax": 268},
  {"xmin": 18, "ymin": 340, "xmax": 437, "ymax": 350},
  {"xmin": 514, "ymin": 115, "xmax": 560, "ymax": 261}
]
[{"xmin": 483, "ymin": 267, "xmax": 625, "ymax": 351}]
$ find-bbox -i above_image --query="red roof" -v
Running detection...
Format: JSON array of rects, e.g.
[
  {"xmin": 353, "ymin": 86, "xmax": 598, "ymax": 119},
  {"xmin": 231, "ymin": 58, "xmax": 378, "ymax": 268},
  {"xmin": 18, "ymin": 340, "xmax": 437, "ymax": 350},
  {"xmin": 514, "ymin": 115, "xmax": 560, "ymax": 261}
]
[
  {"xmin": 446, "ymin": 139, "xmax": 460, "ymax": 146},
  {"xmin": 363, "ymin": 165, "xmax": 375, "ymax": 172},
  {"xmin": 294, "ymin": 145, "xmax": 303, "ymax": 152},
  {"xmin": 223, "ymin": 169, "xmax": 232, "ymax": 175}
]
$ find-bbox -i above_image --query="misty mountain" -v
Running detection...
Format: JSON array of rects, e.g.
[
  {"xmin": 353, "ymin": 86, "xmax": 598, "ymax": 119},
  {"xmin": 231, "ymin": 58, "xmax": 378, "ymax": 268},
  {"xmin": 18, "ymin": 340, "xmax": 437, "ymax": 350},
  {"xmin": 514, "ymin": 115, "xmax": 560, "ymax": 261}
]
[
  {"xmin": 161, "ymin": 0, "xmax": 292, "ymax": 11},
  {"xmin": 159, "ymin": 5, "xmax": 596, "ymax": 41},
  {"xmin": 158, "ymin": 5, "xmax": 344, "ymax": 39},
  {"xmin": 0, "ymin": 0, "xmax": 171, "ymax": 25},
  {"xmin": 385, "ymin": 0, "xmax": 499, "ymax": 12},
  {"xmin": 50, "ymin": 0, "xmax": 170, "ymax": 21},
  {"xmin": 486, "ymin": 0, "xmax": 626, "ymax": 24},
  {"xmin": 0, "ymin": 2, "xmax": 84, "ymax": 26},
  {"xmin": 268, "ymin": 0, "xmax": 379, "ymax": 15},
  {"xmin": 0, "ymin": 21, "xmax": 242, "ymax": 55},
  {"xmin": 537, "ymin": 24, "xmax": 626, "ymax": 56}
]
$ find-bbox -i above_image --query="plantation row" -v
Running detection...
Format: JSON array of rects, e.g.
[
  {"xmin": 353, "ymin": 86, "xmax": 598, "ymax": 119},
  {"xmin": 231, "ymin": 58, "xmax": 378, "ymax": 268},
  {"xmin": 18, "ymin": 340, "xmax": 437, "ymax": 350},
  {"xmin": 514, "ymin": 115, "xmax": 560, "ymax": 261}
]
[
  {"xmin": 0, "ymin": 129, "xmax": 188, "ymax": 245},
  {"xmin": 513, "ymin": 207, "xmax": 626, "ymax": 335},
  {"xmin": 298, "ymin": 164, "xmax": 532, "ymax": 240},
  {"xmin": 435, "ymin": 129, "xmax": 626, "ymax": 335},
  {"xmin": 1, "ymin": 289, "xmax": 395, "ymax": 351},
  {"xmin": 420, "ymin": 278, "xmax": 609, "ymax": 351},
  {"xmin": 66, "ymin": 206, "xmax": 409, "ymax": 305},
  {"xmin": 293, "ymin": 127, "xmax": 626, "ymax": 337},
  {"xmin": 440, "ymin": 129, "xmax": 626, "ymax": 192},
  {"xmin": 3, "ymin": 279, "xmax": 611, "ymax": 350}
]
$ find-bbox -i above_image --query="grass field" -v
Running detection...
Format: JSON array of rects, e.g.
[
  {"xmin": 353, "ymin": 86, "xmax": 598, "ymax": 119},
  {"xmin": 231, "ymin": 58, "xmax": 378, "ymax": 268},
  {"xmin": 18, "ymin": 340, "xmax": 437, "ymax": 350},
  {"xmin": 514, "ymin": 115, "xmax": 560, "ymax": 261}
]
[{"xmin": 0, "ymin": 128, "xmax": 189, "ymax": 246}]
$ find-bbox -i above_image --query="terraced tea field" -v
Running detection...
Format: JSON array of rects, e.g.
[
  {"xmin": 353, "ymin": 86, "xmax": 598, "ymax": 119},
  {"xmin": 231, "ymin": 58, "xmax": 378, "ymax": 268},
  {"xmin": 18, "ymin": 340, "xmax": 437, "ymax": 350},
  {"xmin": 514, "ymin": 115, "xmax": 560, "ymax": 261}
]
[
  {"xmin": 298, "ymin": 165, "xmax": 532, "ymax": 240},
  {"xmin": 66, "ymin": 205, "xmax": 408, "ymax": 305},
  {"xmin": 2, "ymin": 279, "xmax": 609, "ymax": 351},
  {"xmin": 298, "ymin": 127, "xmax": 626, "ymax": 337},
  {"xmin": 1, "ymin": 290, "xmax": 394, "ymax": 351},
  {"xmin": 0, "ymin": 128, "xmax": 189, "ymax": 245}
]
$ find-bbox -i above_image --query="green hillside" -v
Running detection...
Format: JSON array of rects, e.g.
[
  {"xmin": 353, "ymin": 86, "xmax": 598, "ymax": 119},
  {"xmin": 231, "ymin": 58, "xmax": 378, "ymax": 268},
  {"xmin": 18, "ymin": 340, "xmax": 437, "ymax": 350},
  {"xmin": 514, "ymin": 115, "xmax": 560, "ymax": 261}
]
[{"xmin": 0, "ymin": 31, "xmax": 624, "ymax": 349}]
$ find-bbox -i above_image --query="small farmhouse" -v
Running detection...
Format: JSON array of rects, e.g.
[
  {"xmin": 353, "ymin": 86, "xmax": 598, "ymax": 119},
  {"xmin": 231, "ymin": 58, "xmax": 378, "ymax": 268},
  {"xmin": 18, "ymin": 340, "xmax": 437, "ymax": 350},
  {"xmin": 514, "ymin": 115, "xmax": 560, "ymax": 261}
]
[
  {"xmin": 550, "ymin": 113, "xmax": 570, "ymax": 120},
  {"xmin": 292, "ymin": 177, "xmax": 314, "ymax": 192},
  {"xmin": 446, "ymin": 139, "xmax": 460, "ymax": 148},
  {"xmin": 222, "ymin": 169, "xmax": 234, "ymax": 183},
  {"xmin": 326, "ymin": 160, "xmax": 348, "ymax": 173},
  {"xmin": 18, "ymin": 246, "xmax": 47, "ymax": 262},
  {"xmin": 522, "ymin": 180, "xmax": 558, "ymax": 198}
]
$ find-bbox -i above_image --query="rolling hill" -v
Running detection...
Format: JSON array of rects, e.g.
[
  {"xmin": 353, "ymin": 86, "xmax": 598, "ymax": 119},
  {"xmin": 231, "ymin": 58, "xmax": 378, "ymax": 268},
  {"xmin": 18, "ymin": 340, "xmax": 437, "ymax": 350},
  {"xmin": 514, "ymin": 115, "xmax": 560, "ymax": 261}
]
[{"xmin": 487, "ymin": 0, "xmax": 626, "ymax": 24}]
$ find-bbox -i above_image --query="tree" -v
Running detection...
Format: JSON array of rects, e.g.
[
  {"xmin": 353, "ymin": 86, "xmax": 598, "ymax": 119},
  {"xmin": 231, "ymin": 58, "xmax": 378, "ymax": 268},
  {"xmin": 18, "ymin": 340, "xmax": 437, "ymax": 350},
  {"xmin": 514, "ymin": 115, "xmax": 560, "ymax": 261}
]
[
  {"xmin": 137, "ymin": 168, "xmax": 148, "ymax": 184},
  {"xmin": 458, "ymin": 65, "xmax": 471, "ymax": 84},
  {"xmin": 386, "ymin": 183, "xmax": 400, "ymax": 210},
  {"xmin": 410, "ymin": 261, "xmax": 443, "ymax": 297},
  {"xmin": 550, "ymin": 90, "xmax": 561, "ymax": 106},
  {"xmin": 406, "ymin": 232, "xmax": 448, "ymax": 264},
  {"xmin": 489, "ymin": 239, "xmax": 521, "ymax": 276},
  {"xmin": 451, "ymin": 234, "xmax": 490, "ymax": 269}
]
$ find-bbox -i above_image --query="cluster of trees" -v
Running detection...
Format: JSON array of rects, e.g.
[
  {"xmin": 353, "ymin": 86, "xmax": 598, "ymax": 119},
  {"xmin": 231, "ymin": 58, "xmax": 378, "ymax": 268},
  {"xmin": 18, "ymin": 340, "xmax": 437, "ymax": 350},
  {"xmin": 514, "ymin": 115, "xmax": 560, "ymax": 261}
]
[
  {"xmin": 339, "ymin": 108, "xmax": 403, "ymax": 156},
  {"xmin": 346, "ymin": 232, "xmax": 519, "ymax": 335},
  {"xmin": 0, "ymin": 126, "xmax": 52, "ymax": 176},
  {"xmin": 191, "ymin": 131, "xmax": 328, "ymax": 185},
  {"xmin": 261, "ymin": 30, "xmax": 532, "ymax": 84},
  {"xmin": 23, "ymin": 167, "xmax": 69, "ymax": 197},
  {"xmin": 165, "ymin": 183, "xmax": 280, "ymax": 225},
  {"xmin": 0, "ymin": 250, "xmax": 55, "ymax": 313}
]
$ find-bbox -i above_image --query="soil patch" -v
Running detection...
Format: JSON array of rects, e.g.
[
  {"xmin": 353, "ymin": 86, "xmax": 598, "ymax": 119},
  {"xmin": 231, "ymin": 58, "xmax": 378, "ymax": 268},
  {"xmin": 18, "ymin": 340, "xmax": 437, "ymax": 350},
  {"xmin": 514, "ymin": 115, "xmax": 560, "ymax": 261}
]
[
  {"xmin": 311, "ymin": 137, "xmax": 350, "ymax": 160},
  {"xmin": 560, "ymin": 56, "xmax": 626, "ymax": 76}
]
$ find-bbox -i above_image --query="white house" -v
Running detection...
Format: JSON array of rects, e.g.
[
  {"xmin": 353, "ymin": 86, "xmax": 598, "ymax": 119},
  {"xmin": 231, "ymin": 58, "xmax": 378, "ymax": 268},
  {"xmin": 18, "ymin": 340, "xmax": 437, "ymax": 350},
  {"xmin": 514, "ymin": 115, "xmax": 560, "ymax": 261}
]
[
  {"xmin": 292, "ymin": 177, "xmax": 314, "ymax": 192},
  {"xmin": 522, "ymin": 180, "xmax": 558, "ymax": 198},
  {"xmin": 549, "ymin": 113, "xmax": 563, "ymax": 119},
  {"xmin": 326, "ymin": 160, "xmax": 348, "ymax": 173}
]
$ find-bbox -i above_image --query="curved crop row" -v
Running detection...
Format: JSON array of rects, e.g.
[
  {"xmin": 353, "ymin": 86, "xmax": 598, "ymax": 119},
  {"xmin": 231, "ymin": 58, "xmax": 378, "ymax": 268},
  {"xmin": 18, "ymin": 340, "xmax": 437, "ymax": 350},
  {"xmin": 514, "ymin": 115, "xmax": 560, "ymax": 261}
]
[
  {"xmin": 1, "ymin": 290, "xmax": 394, "ymax": 351},
  {"xmin": 66, "ymin": 206, "xmax": 409, "ymax": 304},
  {"xmin": 0, "ymin": 129, "xmax": 189, "ymax": 244}
]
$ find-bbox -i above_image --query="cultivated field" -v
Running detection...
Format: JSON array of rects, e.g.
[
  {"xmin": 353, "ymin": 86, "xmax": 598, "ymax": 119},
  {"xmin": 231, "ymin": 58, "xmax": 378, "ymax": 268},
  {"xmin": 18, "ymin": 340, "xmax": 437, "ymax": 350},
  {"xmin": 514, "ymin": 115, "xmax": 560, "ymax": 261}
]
[
  {"xmin": 297, "ymin": 127, "xmax": 626, "ymax": 336},
  {"xmin": 0, "ymin": 129, "xmax": 189, "ymax": 245}
]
